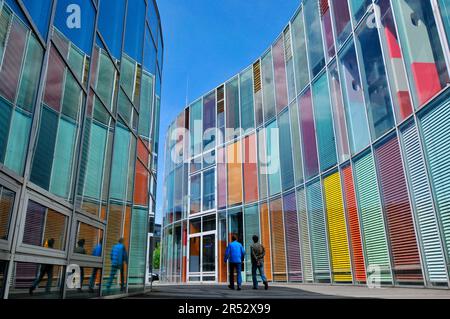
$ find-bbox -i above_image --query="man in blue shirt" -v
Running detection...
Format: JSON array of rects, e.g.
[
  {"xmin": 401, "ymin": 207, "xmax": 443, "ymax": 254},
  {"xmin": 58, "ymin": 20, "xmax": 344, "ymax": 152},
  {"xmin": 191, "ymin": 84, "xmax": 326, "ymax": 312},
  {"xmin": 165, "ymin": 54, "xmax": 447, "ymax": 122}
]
[
  {"xmin": 106, "ymin": 238, "xmax": 128, "ymax": 292},
  {"xmin": 224, "ymin": 236, "xmax": 245, "ymax": 290}
]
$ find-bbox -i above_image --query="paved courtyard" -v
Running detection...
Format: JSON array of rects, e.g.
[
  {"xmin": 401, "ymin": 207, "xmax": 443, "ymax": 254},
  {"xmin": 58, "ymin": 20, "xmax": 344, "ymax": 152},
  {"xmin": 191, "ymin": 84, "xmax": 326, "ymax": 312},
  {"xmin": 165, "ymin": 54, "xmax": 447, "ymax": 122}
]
[{"xmin": 128, "ymin": 283, "xmax": 450, "ymax": 299}]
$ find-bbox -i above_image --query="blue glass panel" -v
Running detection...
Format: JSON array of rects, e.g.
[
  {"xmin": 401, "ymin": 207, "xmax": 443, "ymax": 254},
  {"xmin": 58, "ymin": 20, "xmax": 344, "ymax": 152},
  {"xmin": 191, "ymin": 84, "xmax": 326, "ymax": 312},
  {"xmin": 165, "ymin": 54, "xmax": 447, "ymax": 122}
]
[
  {"xmin": 98, "ymin": 0, "xmax": 126, "ymax": 59},
  {"xmin": 124, "ymin": 0, "xmax": 145, "ymax": 62},
  {"xmin": 22, "ymin": 0, "xmax": 52, "ymax": 40},
  {"xmin": 4, "ymin": 108, "xmax": 31, "ymax": 175}
]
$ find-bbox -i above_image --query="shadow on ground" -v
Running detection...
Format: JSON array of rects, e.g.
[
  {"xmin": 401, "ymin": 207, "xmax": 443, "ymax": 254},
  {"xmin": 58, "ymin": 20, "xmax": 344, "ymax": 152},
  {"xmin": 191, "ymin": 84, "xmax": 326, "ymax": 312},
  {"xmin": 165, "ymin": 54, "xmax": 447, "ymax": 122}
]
[{"xmin": 128, "ymin": 284, "xmax": 348, "ymax": 299}]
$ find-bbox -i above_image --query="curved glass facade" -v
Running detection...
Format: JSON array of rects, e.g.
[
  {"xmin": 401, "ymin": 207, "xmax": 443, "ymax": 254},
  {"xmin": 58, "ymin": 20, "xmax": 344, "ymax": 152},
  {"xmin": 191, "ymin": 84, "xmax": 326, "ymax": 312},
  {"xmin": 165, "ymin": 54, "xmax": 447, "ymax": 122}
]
[
  {"xmin": 0, "ymin": 0, "xmax": 163, "ymax": 298},
  {"xmin": 162, "ymin": 0, "xmax": 450, "ymax": 288}
]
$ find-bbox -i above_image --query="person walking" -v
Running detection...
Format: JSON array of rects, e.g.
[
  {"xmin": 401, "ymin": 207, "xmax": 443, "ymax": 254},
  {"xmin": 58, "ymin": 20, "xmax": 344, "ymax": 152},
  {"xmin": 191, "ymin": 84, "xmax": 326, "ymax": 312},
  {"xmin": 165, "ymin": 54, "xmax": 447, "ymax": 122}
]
[
  {"xmin": 224, "ymin": 236, "xmax": 245, "ymax": 291},
  {"xmin": 29, "ymin": 239, "xmax": 55, "ymax": 295},
  {"xmin": 88, "ymin": 238, "xmax": 103, "ymax": 293},
  {"xmin": 250, "ymin": 235, "xmax": 269, "ymax": 290},
  {"xmin": 106, "ymin": 238, "xmax": 128, "ymax": 292}
]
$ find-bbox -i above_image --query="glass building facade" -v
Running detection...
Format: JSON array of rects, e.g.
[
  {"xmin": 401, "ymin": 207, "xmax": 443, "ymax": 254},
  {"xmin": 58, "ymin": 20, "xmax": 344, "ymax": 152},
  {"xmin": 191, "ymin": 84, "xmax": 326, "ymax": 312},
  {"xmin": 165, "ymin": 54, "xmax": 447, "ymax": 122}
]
[
  {"xmin": 162, "ymin": 0, "xmax": 450, "ymax": 288},
  {"xmin": 0, "ymin": 0, "xmax": 163, "ymax": 298}
]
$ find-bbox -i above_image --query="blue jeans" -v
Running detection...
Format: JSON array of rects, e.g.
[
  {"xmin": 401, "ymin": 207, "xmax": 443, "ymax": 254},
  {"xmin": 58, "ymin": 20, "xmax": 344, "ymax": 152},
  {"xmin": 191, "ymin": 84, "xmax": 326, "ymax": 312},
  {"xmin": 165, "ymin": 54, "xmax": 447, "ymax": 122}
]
[
  {"xmin": 106, "ymin": 265, "xmax": 125, "ymax": 290},
  {"xmin": 252, "ymin": 262, "xmax": 267, "ymax": 288},
  {"xmin": 229, "ymin": 263, "xmax": 242, "ymax": 288}
]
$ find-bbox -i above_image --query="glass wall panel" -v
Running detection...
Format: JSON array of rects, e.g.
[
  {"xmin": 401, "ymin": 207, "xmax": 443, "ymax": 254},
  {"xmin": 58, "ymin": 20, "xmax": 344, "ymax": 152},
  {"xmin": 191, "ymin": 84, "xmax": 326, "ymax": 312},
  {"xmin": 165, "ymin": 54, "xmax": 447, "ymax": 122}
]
[
  {"xmin": 297, "ymin": 188, "xmax": 313, "ymax": 282},
  {"xmin": 203, "ymin": 169, "xmax": 215, "ymax": 211},
  {"xmin": 22, "ymin": 0, "xmax": 52, "ymax": 40},
  {"xmin": 306, "ymin": 180, "xmax": 330, "ymax": 282},
  {"xmin": 283, "ymin": 192, "xmax": 302, "ymax": 282},
  {"xmin": 244, "ymin": 204, "xmax": 259, "ymax": 281},
  {"xmin": 228, "ymin": 208, "xmax": 243, "ymax": 245},
  {"xmin": 240, "ymin": 68, "xmax": 255, "ymax": 131},
  {"xmin": 312, "ymin": 73, "xmax": 338, "ymax": 172},
  {"xmin": 9, "ymin": 262, "xmax": 64, "ymax": 299},
  {"xmin": 0, "ymin": 260, "xmax": 6, "ymax": 297},
  {"xmin": 226, "ymin": 77, "xmax": 240, "ymax": 141},
  {"xmin": 299, "ymin": 89, "xmax": 319, "ymax": 180},
  {"xmin": 273, "ymin": 36, "xmax": 288, "ymax": 113},
  {"xmin": 22, "ymin": 201, "xmax": 67, "ymax": 251},
  {"xmin": 439, "ymin": 0, "xmax": 450, "ymax": 46},
  {"xmin": 227, "ymin": 140, "xmax": 243, "ymax": 206},
  {"xmin": 203, "ymin": 92, "xmax": 216, "ymax": 151},
  {"xmin": 323, "ymin": 172, "xmax": 352, "ymax": 283},
  {"xmin": 392, "ymin": 0, "xmax": 449, "ymax": 108},
  {"xmin": 243, "ymin": 134, "xmax": 258, "ymax": 204},
  {"xmin": 291, "ymin": 9, "xmax": 309, "ymax": 93},
  {"xmin": 253, "ymin": 62, "xmax": 264, "ymax": 127},
  {"xmin": 218, "ymin": 211, "xmax": 227, "ymax": 282},
  {"xmin": 259, "ymin": 202, "xmax": 272, "ymax": 281},
  {"xmin": 190, "ymin": 174, "xmax": 201, "ymax": 215},
  {"xmin": 0, "ymin": 186, "xmax": 14, "ymax": 241},
  {"xmin": 262, "ymin": 51, "xmax": 276, "ymax": 122},
  {"xmin": 257, "ymin": 128, "xmax": 268, "ymax": 200},
  {"xmin": 74, "ymin": 222, "xmax": 103, "ymax": 258},
  {"xmin": 269, "ymin": 197, "xmax": 287, "ymax": 282},
  {"xmin": 284, "ymin": 27, "xmax": 296, "ymax": 103},
  {"xmin": 278, "ymin": 110, "xmax": 294, "ymax": 191},
  {"xmin": 355, "ymin": 13, "xmax": 395, "ymax": 140},
  {"xmin": 321, "ymin": 1, "xmax": 335, "ymax": 62},
  {"xmin": 289, "ymin": 102, "xmax": 304, "ymax": 185},
  {"xmin": 98, "ymin": 0, "xmax": 126, "ymax": 59},
  {"xmin": 377, "ymin": 0, "xmax": 413, "ymax": 122},
  {"xmin": 338, "ymin": 42, "xmax": 370, "ymax": 154},
  {"xmin": 190, "ymin": 100, "xmax": 202, "ymax": 157},
  {"xmin": 331, "ymin": 0, "xmax": 352, "ymax": 48},
  {"xmin": 304, "ymin": 0, "xmax": 326, "ymax": 77},
  {"xmin": 349, "ymin": 0, "xmax": 371, "ymax": 23},
  {"xmin": 217, "ymin": 146, "xmax": 227, "ymax": 209},
  {"xmin": 266, "ymin": 121, "xmax": 281, "ymax": 196},
  {"xmin": 329, "ymin": 62, "xmax": 350, "ymax": 163}
]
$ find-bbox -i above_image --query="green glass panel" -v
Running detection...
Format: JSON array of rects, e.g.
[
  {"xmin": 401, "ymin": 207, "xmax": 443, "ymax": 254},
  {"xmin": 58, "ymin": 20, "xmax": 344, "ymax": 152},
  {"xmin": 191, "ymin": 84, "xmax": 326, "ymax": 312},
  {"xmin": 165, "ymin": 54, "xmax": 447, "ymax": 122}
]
[
  {"xmin": 266, "ymin": 120, "xmax": 281, "ymax": 196},
  {"xmin": 138, "ymin": 72, "xmax": 153, "ymax": 138},
  {"xmin": 244, "ymin": 204, "xmax": 260, "ymax": 281},
  {"xmin": 128, "ymin": 208, "xmax": 147, "ymax": 285},
  {"xmin": 0, "ymin": 97, "xmax": 12, "ymax": 163},
  {"xmin": 83, "ymin": 122, "xmax": 107, "ymax": 199},
  {"xmin": 190, "ymin": 99, "xmax": 202, "ymax": 157},
  {"xmin": 96, "ymin": 49, "xmax": 116, "ymax": 110},
  {"xmin": 50, "ymin": 118, "xmax": 77, "ymax": 199},
  {"xmin": 4, "ymin": 108, "xmax": 31, "ymax": 175},
  {"xmin": 68, "ymin": 44, "xmax": 85, "ymax": 81},
  {"xmin": 289, "ymin": 103, "xmax": 303, "ymax": 185},
  {"xmin": 110, "ymin": 125, "xmax": 131, "ymax": 201},
  {"xmin": 61, "ymin": 72, "xmax": 82, "ymax": 120},
  {"xmin": 16, "ymin": 35, "xmax": 43, "ymax": 112},
  {"xmin": 240, "ymin": 68, "xmax": 254, "ymax": 131},
  {"xmin": 120, "ymin": 55, "xmax": 136, "ymax": 101},
  {"xmin": 354, "ymin": 152, "xmax": 392, "ymax": 283}
]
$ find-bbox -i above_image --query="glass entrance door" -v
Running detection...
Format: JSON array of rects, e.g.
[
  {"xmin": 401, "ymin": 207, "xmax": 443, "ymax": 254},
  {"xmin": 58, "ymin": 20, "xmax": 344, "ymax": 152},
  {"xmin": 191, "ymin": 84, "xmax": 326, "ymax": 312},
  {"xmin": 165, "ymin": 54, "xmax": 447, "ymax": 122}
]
[{"xmin": 188, "ymin": 231, "xmax": 217, "ymax": 282}]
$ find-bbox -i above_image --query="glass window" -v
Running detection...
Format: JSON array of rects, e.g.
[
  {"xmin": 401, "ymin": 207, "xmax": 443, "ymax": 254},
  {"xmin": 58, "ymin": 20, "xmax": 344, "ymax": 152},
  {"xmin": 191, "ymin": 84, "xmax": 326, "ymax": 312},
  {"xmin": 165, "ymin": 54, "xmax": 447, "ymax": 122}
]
[
  {"xmin": 299, "ymin": 89, "xmax": 319, "ymax": 180},
  {"xmin": 331, "ymin": 0, "xmax": 352, "ymax": 48},
  {"xmin": 203, "ymin": 215, "xmax": 216, "ymax": 232},
  {"xmin": 253, "ymin": 61, "xmax": 264, "ymax": 127},
  {"xmin": 312, "ymin": 73, "xmax": 338, "ymax": 172},
  {"xmin": 225, "ymin": 77, "xmax": 240, "ymax": 141},
  {"xmin": 392, "ymin": 0, "xmax": 449, "ymax": 108},
  {"xmin": 355, "ymin": 13, "xmax": 395, "ymax": 141},
  {"xmin": 321, "ymin": 1, "xmax": 336, "ymax": 62},
  {"xmin": 257, "ymin": 128, "xmax": 268, "ymax": 200},
  {"xmin": 291, "ymin": 9, "xmax": 309, "ymax": 93},
  {"xmin": 269, "ymin": 197, "xmax": 287, "ymax": 281},
  {"xmin": 239, "ymin": 68, "xmax": 255, "ymax": 131},
  {"xmin": 261, "ymin": 51, "xmax": 276, "ymax": 122},
  {"xmin": 228, "ymin": 208, "xmax": 243, "ymax": 244},
  {"xmin": 328, "ymin": 62, "xmax": 350, "ymax": 163},
  {"xmin": 285, "ymin": 27, "xmax": 296, "ymax": 103},
  {"xmin": 289, "ymin": 101, "xmax": 304, "ymax": 185},
  {"xmin": 98, "ymin": 0, "xmax": 126, "ymax": 60},
  {"xmin": 217, "ymin": 85, "xmax": 225, "ymax": 144},
  {"xmin": 278, "ymin": 109, "xmax": 294, "ymax": 191},
  {"xmin": 94, "ymin": 44, "xmax": 117, "ymax": 111},
  {"xmin": 65, "ymin": 266, "xmax": 102, "ymax": 298},
  {"xmin": 203, "ymin": 91, "xmax": 216, "ymax": 151},
  {"xmin": 350, "ymin": 0, "xmax": 372, "ymax": 23},
  {"xmin": 243, "ymin": 134, "xmax": 258, "ymax": 204},
  {"xmin": 22, "ymin": 201, "xmax": 68, "ymax": 251},
  {"xmin": 138, "ymin": 72, "xmax": 154, "ymax": 139},
  {"xmin": 227, "ymin": 140, "xmax": 243, "ymax": 206},
  {"xmin": 190, "ymin": 218, "xmax": 201, "ymax": 234},
  {"xmin": 244, "ymin": 204, "xmax": 259, "ymax": 280},
  {"xmin": 266, "ymin": 121, "xmax": 281, "ymax": 196},
  {"xmin": 217, "ymin": 146, "xmax": 227, "ymax": 209},
  {"xmin": 147, "ymin": 0, "xmax": 159, "ymax": 41},
  {"xmin": 190, "ymin": 100, "xmax": 202, "ymax": 157},
  {"xmin": 190, "ymin": 174, "xmax": 201, "ymax": 215},
  {"xmin": 338, "ymin": 42, "xmax": 370, "ymax": 154},
  {"xmin": 203, "ymin": 169, "xmax": 215, "ymax": 211},
  {"xmin": 74, "ymin": 222, "xmax": 103, "ymax": 257},
  {"xmin": 124, "ymin": 0, "xmax": 145, "ymax": 62},
  {"xmin": 304, "ymin": 0, "xmax": 326, "ymax": 77},
  {"xmin": 0, "ymin": 186, "xmax": 14, "ymax": 241},
  {"xmin": 273, "ymin": 36, "xmax": 288, "ymax": 113},
  {"xmin": 189, "ymin": 236, "xmax": 200, "ymax": 273},
  {"xmin": 9, "ymin": 262, "xmax": 64, "ymax": 299},
  {"xmin": 377, "ymin": 0, "xmax": 413, "ymax": 122}
]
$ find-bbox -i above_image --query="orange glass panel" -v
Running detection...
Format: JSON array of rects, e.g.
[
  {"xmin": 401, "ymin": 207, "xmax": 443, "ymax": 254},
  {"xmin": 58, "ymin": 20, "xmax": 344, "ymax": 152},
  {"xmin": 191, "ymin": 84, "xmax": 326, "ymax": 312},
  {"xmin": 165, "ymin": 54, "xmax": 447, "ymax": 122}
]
[
  {"xmin": 270, "ymin": 198, "xmax": 287, "ymax": 282},
  {"xmin": 227, "ymin": 140, "xmax": 243, "ymax": 206},
  {"xmin": 134, "ymin": 161, "xmax": 149, "ymax": 206},
  {"xmin": 260, "ymin": 202, "xmax": 273, "ymax": 281}
]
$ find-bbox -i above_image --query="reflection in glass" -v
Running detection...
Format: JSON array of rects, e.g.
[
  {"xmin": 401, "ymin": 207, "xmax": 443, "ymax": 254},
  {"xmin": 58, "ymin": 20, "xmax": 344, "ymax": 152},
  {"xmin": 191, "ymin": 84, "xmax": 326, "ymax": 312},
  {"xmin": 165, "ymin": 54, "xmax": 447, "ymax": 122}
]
[
  {"xmin": 202, "ymin": 234, "xmax": 215, "ymax": 272},
  {"xmin": 304, "ymin": 0, "xmax": 325, "ymax": 77},
  {"xmin": 189, "ymin": 237, "xmax": 200, "ymax": 273},
  {"xmin": 0, "ymin": 186, "xmax": 14, "ymax": 240}
]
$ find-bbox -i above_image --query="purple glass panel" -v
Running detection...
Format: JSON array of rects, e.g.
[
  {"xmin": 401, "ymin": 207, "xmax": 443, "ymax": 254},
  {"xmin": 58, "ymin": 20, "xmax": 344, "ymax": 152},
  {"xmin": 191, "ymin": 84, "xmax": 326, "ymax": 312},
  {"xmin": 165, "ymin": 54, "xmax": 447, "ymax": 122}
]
[
  {"xmin": 283, "ymin": 192, "xmax": 302, "ymax": 282},
  {"xmin": 299, "ymin": 89, "xmax": 319, "ymax": 179},
  {"xmin": 322, "ymin": 8, "xmax": 335, "ymax": 60},
  {"xmin": 203, "ymin": 92, "xmax": 216, "ymax": 139},
  {"xmin": 273, "ymin": 37, "xmax": 288, "ymax": 113},
  {"xmin": 22, "ymin": 201, "xmax": 45, "ymax": 246},
  {"xmin": 43, "ymin": 46, "xmax": 65, "ymax": 112},
  {"xmin": 0, "ymin": 20, "xmax": 27, "ymax": 102}
]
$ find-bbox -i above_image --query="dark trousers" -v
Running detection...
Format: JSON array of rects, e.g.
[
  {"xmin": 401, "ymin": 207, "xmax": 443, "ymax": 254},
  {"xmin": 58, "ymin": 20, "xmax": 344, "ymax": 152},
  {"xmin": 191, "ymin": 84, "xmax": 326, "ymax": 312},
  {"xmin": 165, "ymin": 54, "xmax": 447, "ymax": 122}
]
[
  {"xmin": 31, "ymin": 264, "xmax": 54, "ymax": 292},
  {"xmin": 106, "ymin": 265, "xmax": 125, "ymax": 290},
  {"xmin": 228, "ymin": 262, "xmax": 242, "ymax": 288},
  {"xmin": 89, "ymin": 268, "xmax": 99, "ymax": 290}
]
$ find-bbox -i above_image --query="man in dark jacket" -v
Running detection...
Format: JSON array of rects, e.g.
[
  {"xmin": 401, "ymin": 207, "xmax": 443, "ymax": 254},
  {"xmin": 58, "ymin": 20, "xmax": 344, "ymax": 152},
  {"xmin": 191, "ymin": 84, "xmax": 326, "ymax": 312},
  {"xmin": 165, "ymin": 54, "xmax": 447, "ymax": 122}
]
[
  {"xmin": 106, "ymin": 238, "xmax": 128, "ymax": 291},
  {"xmin": 29, "ymin": 238, "xmax": 55, "ymax": 295},
  {"xmin": 224, "ymin": 236, "xmax": 245, "ymax": 290},
  {"xmin": 250, "ymin": 235, "xmax": 269, "ymax": 290}
]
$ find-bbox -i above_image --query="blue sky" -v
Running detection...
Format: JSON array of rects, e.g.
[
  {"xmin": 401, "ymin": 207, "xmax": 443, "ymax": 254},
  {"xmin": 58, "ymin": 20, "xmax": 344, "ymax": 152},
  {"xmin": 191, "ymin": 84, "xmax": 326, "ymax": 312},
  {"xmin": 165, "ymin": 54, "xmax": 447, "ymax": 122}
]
[{"xmin": 155, "ymin": 0, "xmax": 301, "ymax": 224}]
